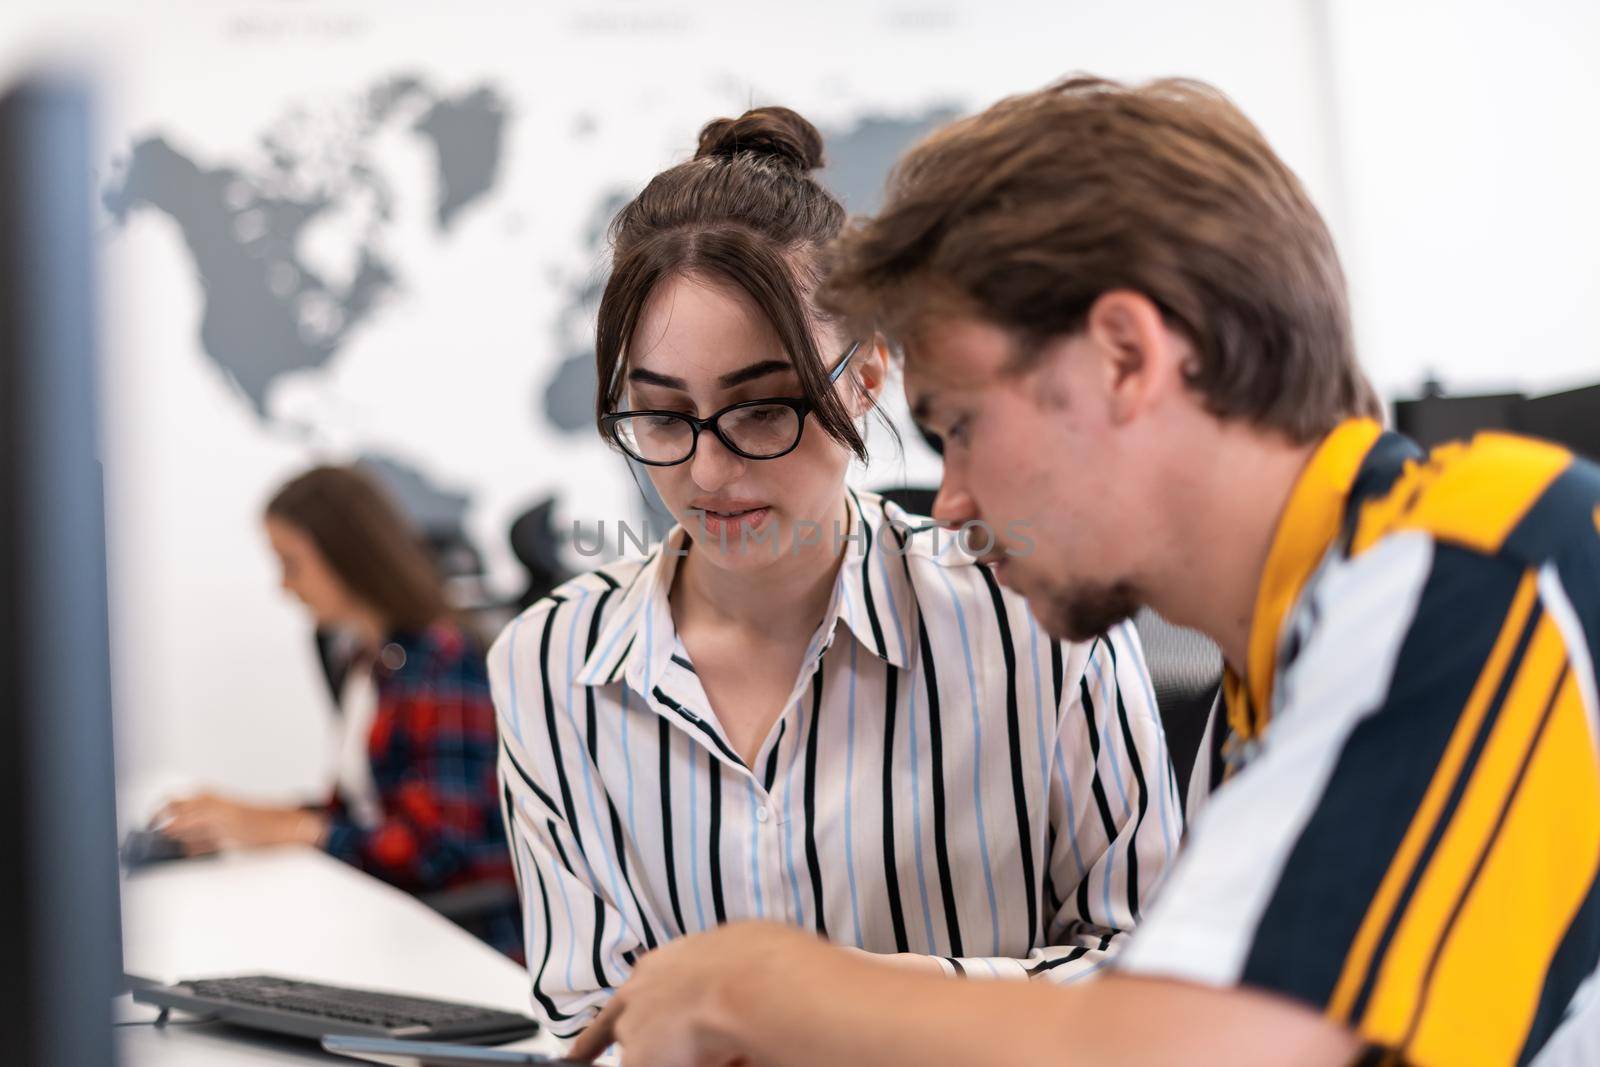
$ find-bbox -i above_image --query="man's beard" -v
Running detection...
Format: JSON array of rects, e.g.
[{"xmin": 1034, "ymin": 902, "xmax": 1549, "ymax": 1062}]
[{"xmin": 1032, "ymin": 579, "xmax": 1140, "ymax": 642}]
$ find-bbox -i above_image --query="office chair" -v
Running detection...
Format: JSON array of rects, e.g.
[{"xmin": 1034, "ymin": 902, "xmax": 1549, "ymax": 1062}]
[
  {"xmin": 876, "ymin": 485, "xmax": 938, "ymax": 517},
  {"xmin": 1129, "ymin": 607, "xmax": 1221, "ymax": 813},
  {"xmin": 507, "ymin": 496, "xmax": 570, "ymax": 610}
]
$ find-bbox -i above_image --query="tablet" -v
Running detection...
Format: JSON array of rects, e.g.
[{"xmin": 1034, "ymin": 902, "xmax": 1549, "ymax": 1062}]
[{"xmin": 321, "ymin": 1035, "xmax": 585, "ymax": 1066}]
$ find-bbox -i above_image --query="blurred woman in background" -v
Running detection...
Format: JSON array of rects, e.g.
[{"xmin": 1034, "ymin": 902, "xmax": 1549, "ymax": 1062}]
[{"xmin": 159, "ymin": 465, "xmax": 521, "ymax": 960}]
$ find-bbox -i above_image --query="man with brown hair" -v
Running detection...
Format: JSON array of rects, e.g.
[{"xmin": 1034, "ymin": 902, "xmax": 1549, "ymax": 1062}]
[{"xmin": 568, "ymin": 76, "xmax": 1600, "ymax": 1067}]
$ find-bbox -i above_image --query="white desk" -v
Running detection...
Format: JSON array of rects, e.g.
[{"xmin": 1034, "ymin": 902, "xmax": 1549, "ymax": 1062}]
[{"xmin": 117, "ymin": 846, "xmax": 567, "ymax": 1065}]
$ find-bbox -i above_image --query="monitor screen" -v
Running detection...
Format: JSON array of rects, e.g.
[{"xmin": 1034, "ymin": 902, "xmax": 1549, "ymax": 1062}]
[{"xmin": 0, "ymin": 73, "xmax": 122, "ymax": 1067}]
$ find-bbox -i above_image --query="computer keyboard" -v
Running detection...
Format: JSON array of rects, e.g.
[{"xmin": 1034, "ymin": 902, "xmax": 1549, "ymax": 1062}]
[{"xmin": 131, "ymin": 973, "xmax": 541, "ymax": 1044}]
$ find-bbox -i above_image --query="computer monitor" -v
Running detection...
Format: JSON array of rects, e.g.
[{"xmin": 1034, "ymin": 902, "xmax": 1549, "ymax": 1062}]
[
  {"xmin": 1391, "ymin": 390, "xmax": 1522, "ymax": 450},
  {"xmin": 0, "ymin": 73, "xmax": 122, "ymax": 1066},
  {"xmin": 1521, "ymin": 382, "xmax": 1600, "ymax": 463},
  {"xmin": 1393, "ymin": 383, "xmax": 1600, "ymax": 462}
]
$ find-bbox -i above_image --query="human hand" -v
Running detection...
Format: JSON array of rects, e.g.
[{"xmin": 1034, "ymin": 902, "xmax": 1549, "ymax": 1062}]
[
  {"xmin": 155, "ymin": 793, "xmax": 325, "ymax": 855},
  {"xmin": 871, "ymin": 952, "xmax": 952, "ymax": 975},
  {"xmin": 569, "ymin": 922, "xmax": 837, "ymax": 1067}
]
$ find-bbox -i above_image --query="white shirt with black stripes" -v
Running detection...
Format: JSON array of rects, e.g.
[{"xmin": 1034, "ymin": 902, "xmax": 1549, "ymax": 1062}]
[{"xmin": 490, "ymin": 489, "xmax": 1179, "ymax": 1037}]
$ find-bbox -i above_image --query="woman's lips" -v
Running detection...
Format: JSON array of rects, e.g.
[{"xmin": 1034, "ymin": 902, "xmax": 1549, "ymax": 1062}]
[{"xmin": 697, "ymin": 505, "xmax": 772, "ymax": 544}]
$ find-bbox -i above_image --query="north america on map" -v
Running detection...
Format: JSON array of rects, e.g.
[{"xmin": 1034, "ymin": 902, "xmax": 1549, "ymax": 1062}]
[{"xmin": 102, "ymin": 72, "xmax": 952, "ymax": 538}]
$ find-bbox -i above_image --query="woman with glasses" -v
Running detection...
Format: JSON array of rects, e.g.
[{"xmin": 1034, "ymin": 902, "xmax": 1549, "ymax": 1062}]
[{"xmin": 489, "ymin": 106, "xmax": 1179, "ymax": 1037}]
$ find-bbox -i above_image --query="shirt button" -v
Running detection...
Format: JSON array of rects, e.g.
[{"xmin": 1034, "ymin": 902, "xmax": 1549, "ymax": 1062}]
[{"xmin": 755, "ymin": 806, "xmax": 771, "ymax": 823}]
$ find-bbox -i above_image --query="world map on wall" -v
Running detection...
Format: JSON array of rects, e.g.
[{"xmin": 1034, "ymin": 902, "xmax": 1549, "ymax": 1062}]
[{"xmin": 101, "ymin": 71, "xmax": 955, "ymax": 544}]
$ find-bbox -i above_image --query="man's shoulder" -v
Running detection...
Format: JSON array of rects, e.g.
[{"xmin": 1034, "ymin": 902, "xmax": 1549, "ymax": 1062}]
[
  {"xmin": 1333, "ymin": 431, "xmax": 1600, "ymax": 678},
  {"xmin": 1351, "ymin": 430, "xmax": 1600, "ymax": 569},
  {"xmin": 1279, "ymin": 488, "xmax": 1593, "ymax": 768},
  {"xmin": 1289, "ymin": 523, "xmax": 1533, "ymax": 709}
]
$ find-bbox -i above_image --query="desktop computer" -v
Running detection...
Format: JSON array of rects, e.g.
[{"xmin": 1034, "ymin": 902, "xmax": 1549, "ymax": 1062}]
[
  {"xmin": 0, "ymin": 71, "xmax": 546, "ymax": 1066},
  {"xmin": 0, "ymin": 73, "xmax": 122, "ymax": 1066}
]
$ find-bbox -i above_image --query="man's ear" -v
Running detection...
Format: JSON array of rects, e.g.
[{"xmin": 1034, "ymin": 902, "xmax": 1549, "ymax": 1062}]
[{"xmin": 1085, "ymin": 290, "xmax": 1184, "ymax": 426}]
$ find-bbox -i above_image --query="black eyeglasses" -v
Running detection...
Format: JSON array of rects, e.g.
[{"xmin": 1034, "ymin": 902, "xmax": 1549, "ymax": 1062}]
[{"xmin": 602, "ymin": 342, "xmax": 861, "ymax": 467}]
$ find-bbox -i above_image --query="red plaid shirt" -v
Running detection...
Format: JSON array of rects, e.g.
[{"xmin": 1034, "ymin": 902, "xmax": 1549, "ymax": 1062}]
[{"xmin": 322, "ymin": 621, "xmax": 520, "ymax": 959}]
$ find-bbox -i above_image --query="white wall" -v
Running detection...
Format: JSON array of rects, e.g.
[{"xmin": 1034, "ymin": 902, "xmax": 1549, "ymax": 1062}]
[{"xmin": 1330, "ymin": 0, "xmax": 1600, "ymax": 398}]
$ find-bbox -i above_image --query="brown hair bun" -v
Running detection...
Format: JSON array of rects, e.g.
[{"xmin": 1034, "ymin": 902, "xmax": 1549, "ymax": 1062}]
[{"xmin": 695, "ymin": 106, "xmax": 825, "ymax": 173}]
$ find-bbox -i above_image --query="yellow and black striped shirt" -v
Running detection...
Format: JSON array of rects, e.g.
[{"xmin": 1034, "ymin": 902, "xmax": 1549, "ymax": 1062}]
[{"xmin": 1121, "ymin": 417, "xmax": 1600, "ymax": 1067}]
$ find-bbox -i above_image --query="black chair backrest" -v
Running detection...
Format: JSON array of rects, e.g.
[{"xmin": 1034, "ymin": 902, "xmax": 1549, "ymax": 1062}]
[
  {"xmin": 875, "ymin": 485, "xmax": 938, "ymax": 517},
  {"xmin": 1130, "ymin": 607, "xmax": 1222, "ymax": 812},
  {"xmin": 508, "ymin": 497, "xmax": 570, "ymax": 610}
]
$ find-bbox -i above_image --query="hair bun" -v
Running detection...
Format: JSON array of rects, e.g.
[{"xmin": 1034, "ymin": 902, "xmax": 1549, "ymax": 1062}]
[{"xmin": 695, "ymin": 106, "xmax": 825, "ymax": 173}]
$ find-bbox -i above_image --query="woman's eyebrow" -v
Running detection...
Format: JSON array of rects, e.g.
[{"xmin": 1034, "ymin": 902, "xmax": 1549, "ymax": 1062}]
[
  {"xmin": 628, "ymin": 367, "xmax": 689, "ymax": 391},
  {"xmin": 717, "ymin": 359, "xmax": 792, "ymax": 388},
  {"xmin": 627, "ymin": 359, "xmax": 794, "ymax": 392}
]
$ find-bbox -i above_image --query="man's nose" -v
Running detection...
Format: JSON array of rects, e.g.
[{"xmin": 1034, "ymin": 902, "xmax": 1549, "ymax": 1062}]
[{"xmin": 931, "ymin": 482, "xmax": 979, "ymax": 529}]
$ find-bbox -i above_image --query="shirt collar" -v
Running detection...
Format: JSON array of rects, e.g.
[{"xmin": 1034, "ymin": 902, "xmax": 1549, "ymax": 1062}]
[
  {"xmin": 575, "ymin": 489, "xmax": 918, "ymax": 692},
  {"xmin": 834, "ymin": 488, "xmax": 917, "ymax": 670},
  {"xmin": 1223, "ymin": 417, "xmax": 1384, "ymax": 745},
  {"xmin": 575, "ymin": 537, "xmax": 680, "ymax": 693}
]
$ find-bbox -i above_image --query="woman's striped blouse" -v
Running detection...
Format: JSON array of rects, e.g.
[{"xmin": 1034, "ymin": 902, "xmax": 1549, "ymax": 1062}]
[{"xmin": 490, "ymin": 490, "xmax": 1179, "ymax": 1036}]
